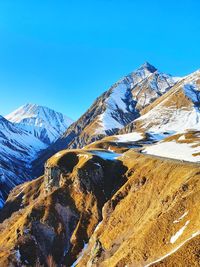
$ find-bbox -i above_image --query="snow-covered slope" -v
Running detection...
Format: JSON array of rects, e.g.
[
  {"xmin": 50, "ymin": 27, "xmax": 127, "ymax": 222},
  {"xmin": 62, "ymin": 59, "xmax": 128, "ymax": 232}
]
[
  {"xmin": 95, "ymin": 64, "xmax": 178, "ymax": 135},
  {"xmin": 115, "ymin": 69, "xmax": 200, "ymax": 162},
  {"xmin": 132, "ymin": 70, "xmax": 200, "ymax": 136},
  {"xmin": 1, "ymin": 104, "xmax": 72, "ymax": 206},
  {"xmin": 0, "ymin": 115, "xmax": 47, "ymax": 207},
  {"xmin": 6, "ymin": 104, "xmax": 74, "ymax": 144}
]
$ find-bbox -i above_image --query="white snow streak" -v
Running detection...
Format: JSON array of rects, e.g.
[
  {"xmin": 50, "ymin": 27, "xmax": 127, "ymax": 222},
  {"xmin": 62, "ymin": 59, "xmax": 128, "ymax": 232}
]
[
  {"xmin": 115, "ymin": 132, "xmax": 143, "ymax": 142},
  {"xmin": 170, "ymin": 220, "xmax": 190, "ymax": 244},
  {"xmin": 173, "ymin": 211, "xmax": 188, "ymax": 223}
]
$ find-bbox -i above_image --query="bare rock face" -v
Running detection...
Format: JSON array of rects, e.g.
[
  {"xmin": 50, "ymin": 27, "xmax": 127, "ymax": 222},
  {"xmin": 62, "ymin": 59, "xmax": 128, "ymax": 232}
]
[
  {"xmin": 74, "ymin": 162, "xmax": 104, "ymax": 193},
  {"xmin": 44, "ymin": 164, "xmax": 62, "ymax": 192}
]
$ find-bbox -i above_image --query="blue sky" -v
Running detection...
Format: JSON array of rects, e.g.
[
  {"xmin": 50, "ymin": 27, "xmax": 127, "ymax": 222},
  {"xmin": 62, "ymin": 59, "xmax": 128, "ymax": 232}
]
[{"xmin": 0, "ymin": 0, "xmax": 200, "ymax": 120}]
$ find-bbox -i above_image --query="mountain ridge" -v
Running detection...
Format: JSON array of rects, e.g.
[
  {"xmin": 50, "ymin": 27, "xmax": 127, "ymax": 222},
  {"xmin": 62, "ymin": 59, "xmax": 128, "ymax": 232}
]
[{"xmin": 6, "ymin": 103, "xmax": 74, "ymax": 144}]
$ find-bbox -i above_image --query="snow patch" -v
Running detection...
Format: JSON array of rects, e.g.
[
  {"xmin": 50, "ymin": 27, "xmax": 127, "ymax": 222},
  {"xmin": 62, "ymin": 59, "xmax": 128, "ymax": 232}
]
[
  {"xmin": 183, "ymin": 83, "xmax": 200, "ymax": 104},
  {"xmin": 91, "ymin": 150, "xmax": 121, "ymax": 160},
  {"xmin": 173, "ymin": 211, "xmax": 188, "ymax": 223},
  {"xmin": 15, "ymin": 249, "xmax": 21, "ymax": 262},
  {"xmin": 170, "ymin": 220, "xmax": 190, "ymax": 244},
  {"xmin": 178, "ymin": 135, "xmax": 186, "ymax": 141},
  {"xmin": 115, "ymin": 132, "xmax": 143, "ymax": 142}
]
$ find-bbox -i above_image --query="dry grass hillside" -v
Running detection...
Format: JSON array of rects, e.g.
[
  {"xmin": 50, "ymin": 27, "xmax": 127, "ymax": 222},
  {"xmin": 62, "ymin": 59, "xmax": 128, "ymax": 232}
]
[
  {"xmin": 78, "ymin": 150, "xmax": 200, "ymax": 267},
  {"xmin": 0, "ymin": 141, "xmax": 200, "ymax": 266}
]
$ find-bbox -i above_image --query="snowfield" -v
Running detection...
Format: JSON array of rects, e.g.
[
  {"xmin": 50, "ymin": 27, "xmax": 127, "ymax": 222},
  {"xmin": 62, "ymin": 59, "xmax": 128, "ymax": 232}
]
[
  {"xmin": 114, "ymin": 132, "xmax": 144, "ymax": 142},
  {"xmin": 96, "ymin": 82, "xmax": 136, "ymax": 134},
  {"xmin": 143, "ymin": 141, "xmax": 200, "ymax": 162}
]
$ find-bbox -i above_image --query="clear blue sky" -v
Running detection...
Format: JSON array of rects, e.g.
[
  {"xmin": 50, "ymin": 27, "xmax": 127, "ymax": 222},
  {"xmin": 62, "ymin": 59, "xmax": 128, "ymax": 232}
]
[{"xmin": 0, "ymin": 0, "xmax": 199, "ymax": 120}]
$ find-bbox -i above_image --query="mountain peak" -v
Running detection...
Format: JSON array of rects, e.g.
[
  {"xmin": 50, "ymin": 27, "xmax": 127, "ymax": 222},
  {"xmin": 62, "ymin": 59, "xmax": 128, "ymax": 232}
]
[
  {"xmin": 20, "ymin": 103, "xmax": 50, "ymax": 113},
  {"xmin": 6, "ymin": 104, "xmax": 74, "ymax": 144},
  {"xmin": 139, "ymin": 62, "xmax": 157, "ymax": 73},
  {"xmin": 6, "ymin": 103, "xmax": 73, "ymax": 122},
  {"xmin": 126, "ymin": 62, "xmax": 158, "ymax": 84}
]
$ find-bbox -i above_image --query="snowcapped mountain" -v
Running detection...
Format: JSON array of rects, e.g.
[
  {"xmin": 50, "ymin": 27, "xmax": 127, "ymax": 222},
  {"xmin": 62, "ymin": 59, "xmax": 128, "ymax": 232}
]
[
  {"xmin": 95, "ymin": 62, "xmax": 178, "ymax": 135},
  {"xmin": 49, "ymin": 62, "xmax": 178, "ymax": 151},
  {"xmin": 0, "ymin": 116, "xmax": 47, "ymax": 207},
  {"xmin": 6, "ymin": 103, "xmax": 74, "ymax": 145}
]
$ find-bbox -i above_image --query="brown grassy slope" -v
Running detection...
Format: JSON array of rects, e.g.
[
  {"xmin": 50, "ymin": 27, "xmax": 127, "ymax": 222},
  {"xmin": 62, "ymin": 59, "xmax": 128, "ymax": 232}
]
[
  {"xmin": 1, "ymin": 146, "xmax": 200, "ymax": 266},
  {"xmin": 78, "ymin": 150, "xmax": 200, "ymax": 267}
]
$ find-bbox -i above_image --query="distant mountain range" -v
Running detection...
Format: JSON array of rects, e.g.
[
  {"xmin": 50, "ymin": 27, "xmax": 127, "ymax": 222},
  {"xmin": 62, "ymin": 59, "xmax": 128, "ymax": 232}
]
[{"xmin": 6, "ymin": 103, "xmax": 73, "ymax": 144}]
